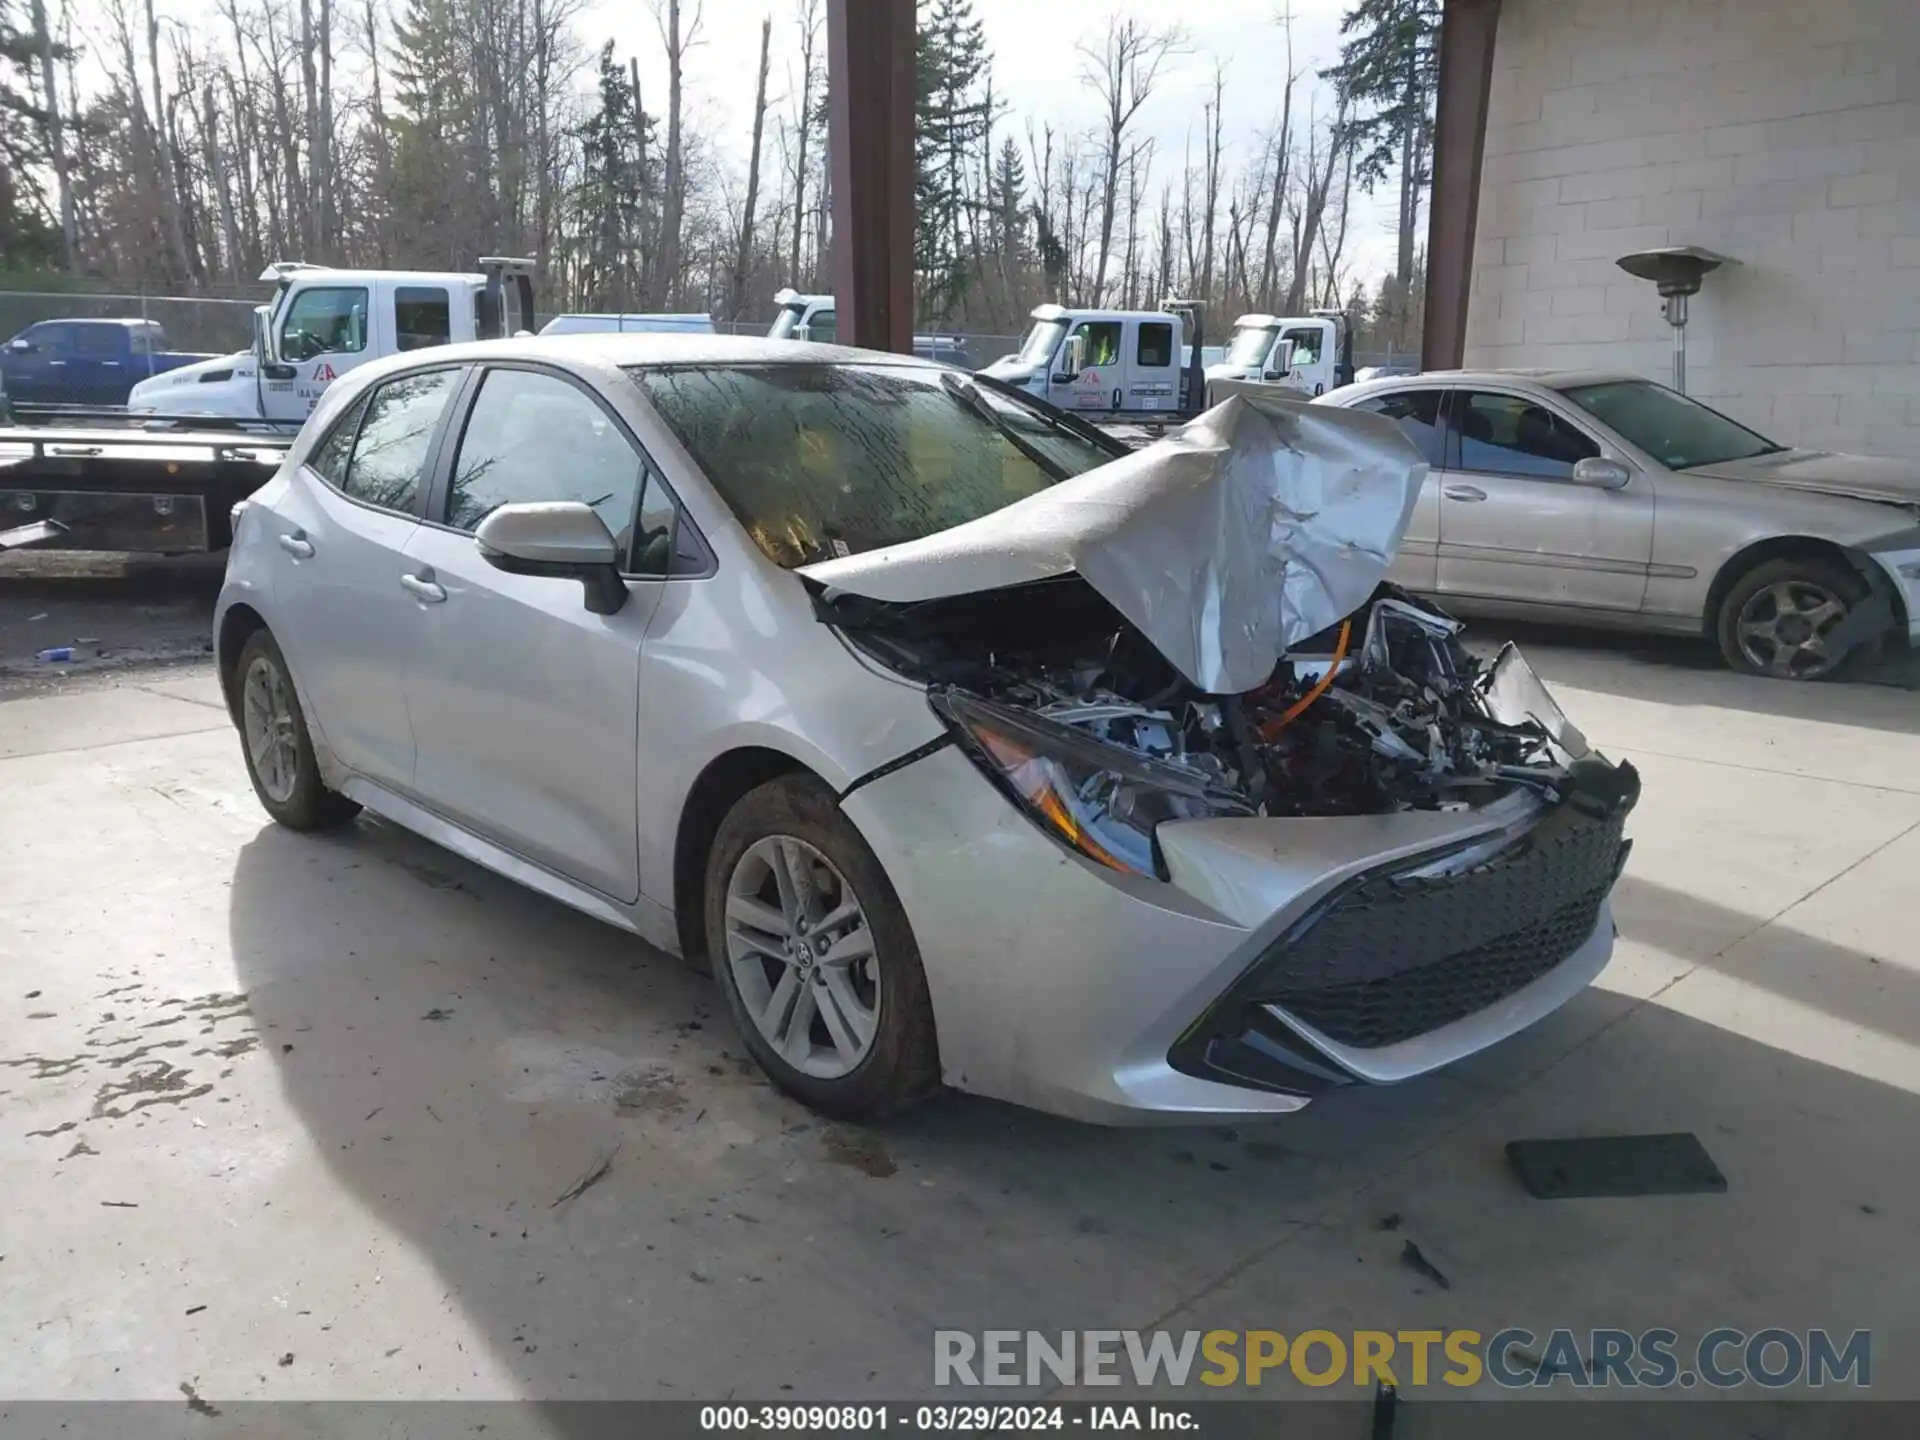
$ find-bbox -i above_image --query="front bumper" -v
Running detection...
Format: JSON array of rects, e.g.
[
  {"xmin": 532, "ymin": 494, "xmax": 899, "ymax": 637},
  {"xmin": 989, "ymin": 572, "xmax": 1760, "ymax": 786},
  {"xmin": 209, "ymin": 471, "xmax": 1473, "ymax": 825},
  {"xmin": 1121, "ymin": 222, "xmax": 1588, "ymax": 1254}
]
[{"xmin": 842, "ymin": 743, "xmax": 1637, "ymax": 1124}]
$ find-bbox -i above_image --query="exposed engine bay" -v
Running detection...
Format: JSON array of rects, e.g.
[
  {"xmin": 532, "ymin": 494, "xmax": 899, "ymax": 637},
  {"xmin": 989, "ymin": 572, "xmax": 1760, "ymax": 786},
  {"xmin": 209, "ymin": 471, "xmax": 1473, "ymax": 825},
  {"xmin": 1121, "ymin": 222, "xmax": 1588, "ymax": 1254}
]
[{"xmin": 822, "ymin": 576, "xmax": 1601, "ymax": 875}]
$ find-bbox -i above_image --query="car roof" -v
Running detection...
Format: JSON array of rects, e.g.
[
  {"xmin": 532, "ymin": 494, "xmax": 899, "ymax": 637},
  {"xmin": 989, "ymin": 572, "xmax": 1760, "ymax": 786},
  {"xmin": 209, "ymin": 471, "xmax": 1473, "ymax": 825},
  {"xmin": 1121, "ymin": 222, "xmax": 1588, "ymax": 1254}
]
[
  {"xmin": 1355, "ymin": 367, "xmax": 1644, "ymax": 391},
  {"xmin": 37, "ymin": 317, "xmax": 162, "ymax": 329},
  {"xmin": 389, "ymin": 331, "xmax": 949, "ymax": 369}
]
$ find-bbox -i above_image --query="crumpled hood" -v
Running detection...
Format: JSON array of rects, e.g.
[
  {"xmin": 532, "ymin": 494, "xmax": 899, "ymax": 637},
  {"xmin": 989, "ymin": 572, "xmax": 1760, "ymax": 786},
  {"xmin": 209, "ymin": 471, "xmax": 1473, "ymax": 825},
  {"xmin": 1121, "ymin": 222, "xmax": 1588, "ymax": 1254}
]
[
  {"xmin": 1689, "ymin": 449, "xmax": 1920, "ymax": 507},
  {"xmin": 797, "ymin": 393, "xmax": 1427, "ymax": 693}
]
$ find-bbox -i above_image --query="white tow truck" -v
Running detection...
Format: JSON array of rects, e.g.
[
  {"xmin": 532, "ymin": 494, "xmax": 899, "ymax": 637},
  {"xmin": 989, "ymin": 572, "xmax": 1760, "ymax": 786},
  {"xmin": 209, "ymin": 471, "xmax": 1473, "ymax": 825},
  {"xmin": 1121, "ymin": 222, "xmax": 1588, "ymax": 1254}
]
[
  {"xmin": 981, "ymin": 301, "xmax": 1223, "ymax": 427},
  {"xmin": 1205, "ymin": 310, "xmax": 1355, "ymax": 398},
  {"xmin": 127, "ymin": 258, "xmax": 536, "ymax": 423},
  {"xmin": 767, "ymin": 290, "xmax": 971, "ymax": 366}
]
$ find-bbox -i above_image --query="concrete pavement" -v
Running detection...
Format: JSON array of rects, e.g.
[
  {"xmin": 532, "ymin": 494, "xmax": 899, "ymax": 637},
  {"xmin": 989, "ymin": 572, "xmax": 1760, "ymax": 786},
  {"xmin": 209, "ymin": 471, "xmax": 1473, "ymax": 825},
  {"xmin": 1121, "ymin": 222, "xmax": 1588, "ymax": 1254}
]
[{"xmin": 1, "ymin": 645, "xmax": 1916, "ymax": 1422}]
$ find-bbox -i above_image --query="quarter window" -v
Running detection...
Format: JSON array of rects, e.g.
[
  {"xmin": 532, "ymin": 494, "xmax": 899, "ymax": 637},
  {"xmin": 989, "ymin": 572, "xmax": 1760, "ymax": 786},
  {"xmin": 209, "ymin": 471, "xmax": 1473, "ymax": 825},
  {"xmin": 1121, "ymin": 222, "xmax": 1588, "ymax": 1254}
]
[
  {"xmin": 339, "ymin": 369, "xmax": 458, "ymax": 512},
  {"xmin": 394, "ymin": 287, "xmax": 452, "ymax": 352},
  {"xmin": 1353, "ymin": 389, "xmax": 1447, "ymax": 469},
  {"xmin": 306, "ymin": 390, "xmax": 372, "ymax": 490},
  {"xmin": 1136, "ymin": 322, "xmax": 1174, "ymax": 368},
  {"xmin": 1456, "ymin": 391, "xmax": 1599, "ymax": 479},
  {"xmin": 444, "ymin": 369, "xmax": 643, "ymax": 555},
  {"xmin": 280, "ymin": 287, "xmax": 369, "ymax": 363}
]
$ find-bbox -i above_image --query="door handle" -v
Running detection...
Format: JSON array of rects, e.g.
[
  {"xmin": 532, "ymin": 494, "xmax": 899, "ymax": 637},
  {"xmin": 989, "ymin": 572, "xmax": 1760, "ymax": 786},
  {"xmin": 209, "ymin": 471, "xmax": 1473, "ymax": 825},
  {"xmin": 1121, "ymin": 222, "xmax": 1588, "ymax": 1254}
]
[
  {"xmin": 400, "ymin": 571, "xmax": 446, "ymax": 603},
  {"xmin": 277, "ymin": 533, "xmax": 314, "ymax": 558},
  {"xmin": 1443, "ymin": 483, "xmax": 1488, "ymax": 503}
]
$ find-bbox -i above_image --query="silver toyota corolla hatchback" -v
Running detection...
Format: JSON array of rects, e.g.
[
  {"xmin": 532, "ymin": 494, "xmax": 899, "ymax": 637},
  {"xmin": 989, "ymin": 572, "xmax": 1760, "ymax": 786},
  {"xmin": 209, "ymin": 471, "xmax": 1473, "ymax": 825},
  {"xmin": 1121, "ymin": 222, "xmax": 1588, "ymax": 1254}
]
[{"xmin": 215, "ymin": 334, "xmax": 1639, "ymax": 1124}]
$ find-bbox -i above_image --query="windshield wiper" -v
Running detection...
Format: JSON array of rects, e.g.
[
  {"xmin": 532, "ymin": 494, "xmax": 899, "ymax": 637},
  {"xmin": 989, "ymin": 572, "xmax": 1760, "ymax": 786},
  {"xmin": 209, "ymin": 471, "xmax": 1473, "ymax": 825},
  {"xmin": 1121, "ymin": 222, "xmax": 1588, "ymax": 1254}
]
[{"xmin": 939, "ymin": 371, "xmax": 1071, "ymax": 481}]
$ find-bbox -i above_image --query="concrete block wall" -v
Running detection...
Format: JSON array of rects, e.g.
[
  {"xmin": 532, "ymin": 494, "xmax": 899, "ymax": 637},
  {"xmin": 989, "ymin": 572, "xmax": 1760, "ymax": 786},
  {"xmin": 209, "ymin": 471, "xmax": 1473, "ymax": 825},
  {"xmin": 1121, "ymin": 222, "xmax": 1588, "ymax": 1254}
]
[{"xmin": 1464, "ymin": 0, "xmax": 1920, "ymax": 459}]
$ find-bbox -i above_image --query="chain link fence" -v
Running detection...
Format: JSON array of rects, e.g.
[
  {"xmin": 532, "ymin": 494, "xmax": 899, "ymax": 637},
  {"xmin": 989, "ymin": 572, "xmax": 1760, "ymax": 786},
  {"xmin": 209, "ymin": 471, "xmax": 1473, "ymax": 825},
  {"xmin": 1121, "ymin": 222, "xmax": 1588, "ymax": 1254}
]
[{"xmin": 0, "ymin": 291, "xmax": 258, "ymax": 356}]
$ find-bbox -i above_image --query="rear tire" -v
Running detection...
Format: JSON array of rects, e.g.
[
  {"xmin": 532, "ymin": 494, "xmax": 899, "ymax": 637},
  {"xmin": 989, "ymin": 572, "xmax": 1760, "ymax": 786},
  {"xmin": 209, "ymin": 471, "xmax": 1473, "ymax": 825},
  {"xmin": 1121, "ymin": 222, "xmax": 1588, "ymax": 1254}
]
[
  {"xmin": 233, "ymin": 628, "xmax": 360, "ymax": 830},
  {"xmin": 703, "ymin": 774, "xmax": 940, "ymax": 1120},
  {"xmin": 1715, "ymin": 555, "xmax": 1869, "ymax": 681}
]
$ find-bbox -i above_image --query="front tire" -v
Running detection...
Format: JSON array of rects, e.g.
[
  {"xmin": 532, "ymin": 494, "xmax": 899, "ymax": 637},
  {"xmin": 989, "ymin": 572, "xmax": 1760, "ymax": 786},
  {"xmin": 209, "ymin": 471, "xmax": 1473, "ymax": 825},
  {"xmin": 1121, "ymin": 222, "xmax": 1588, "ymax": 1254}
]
[
  {"xmin": 234, "ymin": 628, "xmax": 360, "ymax": 830},
  {"xmin": 1715, "ymin": 555, "xmax": 1869, "ymax": 681},
  {"xmin": 703, "ymin": 774, "xmax": 939, "ymax": 1120}
]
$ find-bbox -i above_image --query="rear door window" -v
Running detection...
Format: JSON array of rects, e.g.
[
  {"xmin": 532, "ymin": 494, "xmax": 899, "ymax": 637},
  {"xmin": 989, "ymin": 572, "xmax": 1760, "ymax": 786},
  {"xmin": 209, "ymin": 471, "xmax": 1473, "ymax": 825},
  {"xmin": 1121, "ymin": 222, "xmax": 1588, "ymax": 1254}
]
[
  {"xmin": 71, "ymin": 327, "xmax": 122, "ymax": 359},
  {"xmin": 395, "ymin": 287, "xmax": 452, "ymax": 352},
  {"xmin": 1136, "ymin": 322, "xmax": 1174, "ymax": 368},
  {"xmin": 338, "ymin": 369, "xmax": 460, "ymax": 513}
]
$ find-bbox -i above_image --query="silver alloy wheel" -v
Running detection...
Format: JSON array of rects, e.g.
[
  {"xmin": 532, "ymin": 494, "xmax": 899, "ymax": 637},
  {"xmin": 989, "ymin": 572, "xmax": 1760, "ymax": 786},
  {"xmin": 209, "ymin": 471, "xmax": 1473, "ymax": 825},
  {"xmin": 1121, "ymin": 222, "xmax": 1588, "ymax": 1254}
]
[
  {"xmin": 723, "ymin": 835, "xmax": 879, "ymax": 1079},
  {"xmin": 242, "ymin": 653, "xmax": 300, "ymax": 804},
  {"xmin": 1735, "ymin": 579, "xmax": 1849, "ymax": 679}
]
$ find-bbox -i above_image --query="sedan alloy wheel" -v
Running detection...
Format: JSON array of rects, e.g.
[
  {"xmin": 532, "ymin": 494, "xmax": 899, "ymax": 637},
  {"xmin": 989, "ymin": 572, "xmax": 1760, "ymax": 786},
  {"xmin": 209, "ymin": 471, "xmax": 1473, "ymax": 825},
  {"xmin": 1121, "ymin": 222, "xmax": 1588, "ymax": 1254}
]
[{"xmin": 723, "ymin": 834, "xmax": 880, "ymax": 1079}]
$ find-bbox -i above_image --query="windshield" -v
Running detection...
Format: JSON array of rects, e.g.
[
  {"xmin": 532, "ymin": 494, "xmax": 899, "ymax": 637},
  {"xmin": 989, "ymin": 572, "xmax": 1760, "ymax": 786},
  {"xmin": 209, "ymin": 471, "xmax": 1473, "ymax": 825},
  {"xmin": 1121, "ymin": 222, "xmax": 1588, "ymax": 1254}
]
[
  {"xmin": 768, "ymin": 304, "xmax": 805, "ymax": 340},
  {"xmin": 1016, "ymin": 319, "xmax": 1068, "ymax": 366},
  {"xmin": 628, "ymin": 363, "xmax": 1119, "ymax": 568},
  {"xmin": 1560, "ymin": 379, "xmax": 1784, "ymax": 470},
  {"xmin": 1226, "ymin": 324, "xmax": 1279, "ymax": 367}
]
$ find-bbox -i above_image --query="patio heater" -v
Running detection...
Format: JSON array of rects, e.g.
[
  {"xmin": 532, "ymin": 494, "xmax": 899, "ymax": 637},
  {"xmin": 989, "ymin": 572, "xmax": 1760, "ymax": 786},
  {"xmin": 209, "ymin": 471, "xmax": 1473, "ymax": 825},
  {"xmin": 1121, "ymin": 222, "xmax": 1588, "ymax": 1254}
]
[{"xmin": 1615, "ymin": 245, "xmax": 1737, "ymax": 393}]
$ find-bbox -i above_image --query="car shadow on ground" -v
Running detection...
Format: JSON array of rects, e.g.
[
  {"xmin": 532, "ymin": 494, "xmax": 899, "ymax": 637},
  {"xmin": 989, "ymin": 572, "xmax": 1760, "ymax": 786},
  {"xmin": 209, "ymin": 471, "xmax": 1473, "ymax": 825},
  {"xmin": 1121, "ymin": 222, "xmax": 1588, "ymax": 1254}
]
[{"xmin": 223, "ymin": 811, "xmax": 1920, "ymax": 1419}]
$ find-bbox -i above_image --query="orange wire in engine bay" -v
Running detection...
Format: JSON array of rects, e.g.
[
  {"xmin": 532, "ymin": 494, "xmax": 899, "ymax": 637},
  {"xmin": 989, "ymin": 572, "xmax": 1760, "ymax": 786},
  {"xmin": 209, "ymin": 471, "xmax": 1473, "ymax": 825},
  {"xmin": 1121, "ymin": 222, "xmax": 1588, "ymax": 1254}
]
[{"xmin": 1256, "ymin": 619, "xmax": 1351, "ymax": 742}]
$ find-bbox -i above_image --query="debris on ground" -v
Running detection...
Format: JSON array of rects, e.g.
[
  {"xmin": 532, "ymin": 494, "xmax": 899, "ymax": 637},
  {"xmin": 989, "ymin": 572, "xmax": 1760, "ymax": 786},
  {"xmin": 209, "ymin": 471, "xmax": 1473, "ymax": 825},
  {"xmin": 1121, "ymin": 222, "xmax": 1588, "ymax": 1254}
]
[
  {"xmin": 420, "ymin": 1008, "xmax": 454, "ymax": 1022},
  {"xmin": 549, "ymin": 1143, "xmax": 620, "ymax": 1209},
  {"xmin": 185, "ymin": 1306, "xmax": 206, "ymax": 1316},
  {"xmin": 1399, "ymin": 1240, "xmax": 1450, "ymax": 1290},
  {"xmin": 1506, "ymin": 1132, "xmax": 1727, "ymax": 1199},
  {"xmin": 179, "ymin": 1381, "xmax": 220, "ymax": 1417},
  {"xmin": 277, "ymin": 1353, "xmax": 294, "ymax": 1367},
  {"xmin": 1376, "ymin": 1213, "xmax": 1403, "ymax": 1231},
  {"xmin": 100, "ymin": 1200, "xmax": 139, "ymax": 1209},
  {"xmin": 822, "ymin": 1131, "xmax": 897, "ymax": 1178}
]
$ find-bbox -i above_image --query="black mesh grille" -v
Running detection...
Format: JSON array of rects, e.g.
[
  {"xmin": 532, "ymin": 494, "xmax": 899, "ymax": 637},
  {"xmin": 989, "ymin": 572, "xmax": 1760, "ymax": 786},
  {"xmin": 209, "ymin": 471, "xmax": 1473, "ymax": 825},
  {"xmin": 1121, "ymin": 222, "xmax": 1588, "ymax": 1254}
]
[
  {"xmin": 1271, "ymin": 877, "xmax": 1615, "ymax": 1048},
  {"xmin": 1242, "ymin": 792, "xmax": 1634, "ymax": 1050}
]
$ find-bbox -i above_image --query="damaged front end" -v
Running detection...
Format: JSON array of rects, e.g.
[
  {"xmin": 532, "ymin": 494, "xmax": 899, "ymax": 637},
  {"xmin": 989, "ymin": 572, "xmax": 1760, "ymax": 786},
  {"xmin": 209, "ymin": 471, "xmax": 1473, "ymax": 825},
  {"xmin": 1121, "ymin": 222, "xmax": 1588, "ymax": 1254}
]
[
  {"xmin": 827, "ymin": 576, "xmax": 1629, "ymax": 883},
  {"xmin": 804, "ymin": 394, "xmax": 1638, "ymax": 1098}
]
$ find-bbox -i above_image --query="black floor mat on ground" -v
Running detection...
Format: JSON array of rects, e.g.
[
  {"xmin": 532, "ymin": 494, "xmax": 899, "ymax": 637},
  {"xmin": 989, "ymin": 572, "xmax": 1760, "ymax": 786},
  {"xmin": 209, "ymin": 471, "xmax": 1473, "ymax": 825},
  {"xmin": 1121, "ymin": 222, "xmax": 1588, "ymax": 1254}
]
[{"xmin": 1505, "ymin": 1132, "xmax": 1727, "ymax": 1199}]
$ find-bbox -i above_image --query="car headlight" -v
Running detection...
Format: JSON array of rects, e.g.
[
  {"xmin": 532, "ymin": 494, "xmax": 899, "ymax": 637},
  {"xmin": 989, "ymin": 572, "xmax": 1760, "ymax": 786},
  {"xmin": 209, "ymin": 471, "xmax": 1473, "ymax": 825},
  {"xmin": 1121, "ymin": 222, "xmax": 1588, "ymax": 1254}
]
[{"xmin": 931, "ymin": 689, "xmax": 1250, "ymax": 880}]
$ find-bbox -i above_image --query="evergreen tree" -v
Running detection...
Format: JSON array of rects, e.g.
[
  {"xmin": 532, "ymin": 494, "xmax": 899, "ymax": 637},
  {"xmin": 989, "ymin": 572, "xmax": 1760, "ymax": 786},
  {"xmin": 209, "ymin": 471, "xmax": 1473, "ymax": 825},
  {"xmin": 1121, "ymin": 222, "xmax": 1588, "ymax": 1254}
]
[
  {"xmin": 0, "ymin": 0, "xmax": 61, "ymax": 268},
  {"xmin": 576, "ymin": 43, "xmax": 655, "ymax": 308},
  {"xmin": 1321, "ymin": 0, "xmax": 1439, "ymax": 346},
  {"xmin": 914, "ymin": 0, "xmax": 991, "ymax": 323}
]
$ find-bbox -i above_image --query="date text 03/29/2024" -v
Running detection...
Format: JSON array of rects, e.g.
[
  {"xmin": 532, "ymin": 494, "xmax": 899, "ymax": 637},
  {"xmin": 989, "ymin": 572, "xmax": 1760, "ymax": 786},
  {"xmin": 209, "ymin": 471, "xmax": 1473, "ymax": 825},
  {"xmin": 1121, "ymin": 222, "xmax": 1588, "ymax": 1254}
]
[{"xmin": 700, "ymin": 1406, "xmax": 1187, "ymax": 1432}]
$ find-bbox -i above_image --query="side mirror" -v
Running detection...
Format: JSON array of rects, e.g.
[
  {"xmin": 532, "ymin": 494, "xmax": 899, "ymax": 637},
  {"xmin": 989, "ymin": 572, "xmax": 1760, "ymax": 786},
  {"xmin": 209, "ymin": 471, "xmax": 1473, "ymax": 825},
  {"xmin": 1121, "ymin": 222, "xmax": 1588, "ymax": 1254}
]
[
  {"xmin": 475, "ymin": 501, "xmax": 628, "ymax": 615},
  {"xmin": 8, "ymin": 337, "xmax": 32, "ymax": 353},
  {"xmin": 1571, "ymin": 456, "xmax": 1632, "ymax": 490},
  {"xmin": 1270, "ymin": 340, "xmax": 1296, "ymax": 374}
]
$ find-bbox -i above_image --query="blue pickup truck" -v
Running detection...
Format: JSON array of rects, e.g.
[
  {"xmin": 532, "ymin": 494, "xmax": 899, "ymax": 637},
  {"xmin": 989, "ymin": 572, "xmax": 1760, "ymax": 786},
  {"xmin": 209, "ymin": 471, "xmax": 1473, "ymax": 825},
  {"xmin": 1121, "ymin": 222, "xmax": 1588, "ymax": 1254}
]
[{"xmin": 2, "ymin": 318, "xmax": 213, "ymax": 409}]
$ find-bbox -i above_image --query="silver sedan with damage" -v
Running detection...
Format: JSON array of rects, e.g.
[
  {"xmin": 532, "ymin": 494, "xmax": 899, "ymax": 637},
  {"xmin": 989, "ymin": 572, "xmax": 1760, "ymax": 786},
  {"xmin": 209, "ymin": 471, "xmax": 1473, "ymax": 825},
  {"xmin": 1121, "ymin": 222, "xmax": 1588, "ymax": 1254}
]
[
  {"xmin": 214, "ymin": 335, "xmax": 1637, "ymax": 1124},
  {"xmin": 1317, "ymin": 370, "xmax": 1920, "ymax": 679}
]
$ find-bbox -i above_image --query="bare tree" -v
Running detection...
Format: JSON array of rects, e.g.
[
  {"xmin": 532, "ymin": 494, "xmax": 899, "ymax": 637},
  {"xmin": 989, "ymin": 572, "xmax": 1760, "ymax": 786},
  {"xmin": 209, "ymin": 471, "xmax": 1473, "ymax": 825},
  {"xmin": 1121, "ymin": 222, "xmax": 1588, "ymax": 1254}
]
[
  {"xmin": 649, "ymin": 0, "xmax": 704, "ymax": 307},
  {"xmin": 728, "ymin": 15, "xmax": 773, "ymax": 320},
  {"xmin": 1197, "ymin": 59, "xmax": 1224, "ymax": 303},
  {"xmin": 1076, "ymin": 16, "xmax": 1182, "ymax": 306},
  {"xmin": 29, "ymin": 0, "xmax": 78, "ymax": 268}
]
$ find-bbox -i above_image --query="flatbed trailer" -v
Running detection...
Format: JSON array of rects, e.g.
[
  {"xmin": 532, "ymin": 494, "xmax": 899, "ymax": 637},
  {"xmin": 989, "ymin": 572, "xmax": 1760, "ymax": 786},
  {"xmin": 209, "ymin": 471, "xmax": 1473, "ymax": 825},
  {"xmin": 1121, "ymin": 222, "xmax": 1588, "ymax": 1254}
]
[{"xmin": 0, "ymin": 421, "xmax": 293, "ymax": 554}]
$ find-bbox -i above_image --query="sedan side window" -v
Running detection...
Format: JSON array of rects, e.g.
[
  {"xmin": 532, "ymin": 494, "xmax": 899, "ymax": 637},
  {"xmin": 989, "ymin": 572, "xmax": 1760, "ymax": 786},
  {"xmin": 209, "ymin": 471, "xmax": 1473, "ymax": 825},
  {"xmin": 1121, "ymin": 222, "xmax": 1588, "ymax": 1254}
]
[
  {"xmin": 1353, "ymin": 389, "xmax": 1447, "ymax": 469},
  {"xmin": 444, "ymin": 368, "xmax": 643, "ymax": 554},
  {"xmin": 339, "ymin": 369, "xmax": 459, "ymax": 513},
  {"xmin": 1457, "ymin": 391, "xmax": 1599, "ymax": 480}
]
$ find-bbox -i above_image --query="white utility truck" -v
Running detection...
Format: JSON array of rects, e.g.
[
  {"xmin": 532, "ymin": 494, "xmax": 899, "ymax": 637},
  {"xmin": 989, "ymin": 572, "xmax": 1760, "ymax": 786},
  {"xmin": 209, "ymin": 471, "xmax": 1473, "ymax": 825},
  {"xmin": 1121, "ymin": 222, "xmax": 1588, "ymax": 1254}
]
[
  {"xmin": 982, "ymin": 301, "xmax": 1216, "ymax": 426},
  {"xmin": 127, "ymin": 258, "xmax": 535, "ymax": 423},
  {"xmin": 1205, "ymin": 310, "xmax": 1354, "ymax": 397},
  {"xmin": 766, "ymin": 290, "xmax": 971, "ymax": 366}
]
